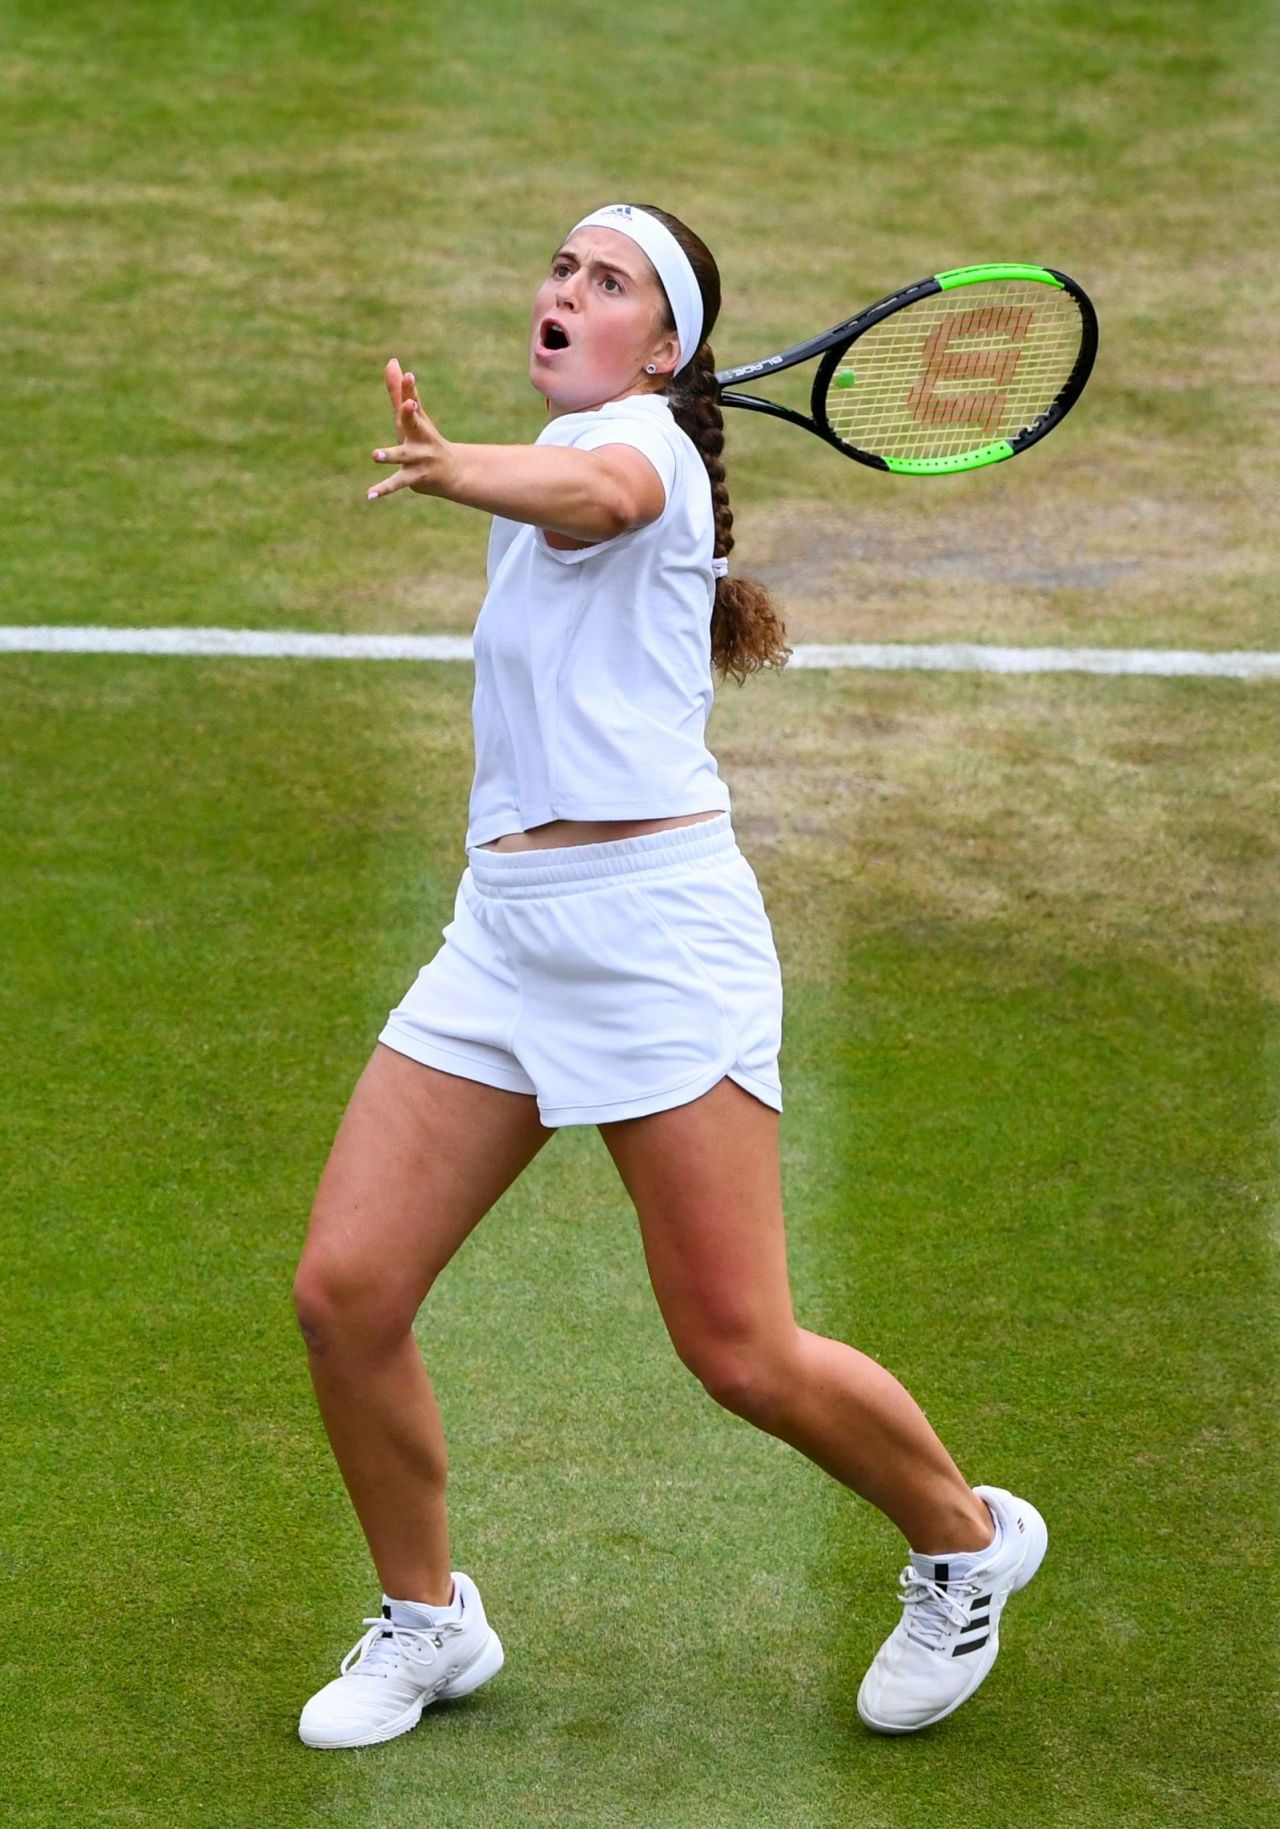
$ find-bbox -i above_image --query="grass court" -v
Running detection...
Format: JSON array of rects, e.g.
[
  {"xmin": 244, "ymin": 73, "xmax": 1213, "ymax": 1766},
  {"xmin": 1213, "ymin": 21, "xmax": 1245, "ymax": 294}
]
[{"xmin": 1, "ymin": 2, "xmax": 1275, "ymax": 1824}]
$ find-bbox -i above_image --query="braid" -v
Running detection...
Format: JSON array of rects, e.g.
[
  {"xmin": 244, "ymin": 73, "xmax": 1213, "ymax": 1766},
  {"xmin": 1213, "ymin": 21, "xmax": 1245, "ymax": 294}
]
[
  {"xmin": 670, "ymin": 349, "xmax": 732, "ymax": 564},
  {"xmin": 635, "ymin": 204, "xmax": 792, "ymax": 687},
  {"xmin": 669, "ymin": 349, "xmax": 792, "ymax": 685}
]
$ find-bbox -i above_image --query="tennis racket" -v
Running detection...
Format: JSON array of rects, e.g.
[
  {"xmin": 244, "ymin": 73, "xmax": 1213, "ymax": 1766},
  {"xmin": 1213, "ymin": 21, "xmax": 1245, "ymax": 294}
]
[{"xmin": 715, "ymin": 263, "xmax": 1097, "ymax": 475}]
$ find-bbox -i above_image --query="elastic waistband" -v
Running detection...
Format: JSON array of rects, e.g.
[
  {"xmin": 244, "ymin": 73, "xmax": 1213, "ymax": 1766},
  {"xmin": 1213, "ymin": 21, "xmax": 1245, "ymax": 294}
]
[{"xmin": 467, "ymin": 813, "xmax": 739, "ymax": 899}]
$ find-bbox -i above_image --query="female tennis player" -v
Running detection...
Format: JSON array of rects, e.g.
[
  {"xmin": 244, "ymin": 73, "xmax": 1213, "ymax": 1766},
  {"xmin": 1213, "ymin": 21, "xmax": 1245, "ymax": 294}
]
[{"xmin": 293, "ymin": 203, "xmax": 1047, "ymax": 1749}]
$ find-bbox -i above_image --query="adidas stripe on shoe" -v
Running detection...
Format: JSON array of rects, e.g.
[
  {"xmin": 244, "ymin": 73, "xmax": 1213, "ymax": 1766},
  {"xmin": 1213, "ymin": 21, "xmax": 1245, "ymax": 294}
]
[{"xmin": 856, "ymin": 1485, "xmax": 1048, "ymax": 1735}]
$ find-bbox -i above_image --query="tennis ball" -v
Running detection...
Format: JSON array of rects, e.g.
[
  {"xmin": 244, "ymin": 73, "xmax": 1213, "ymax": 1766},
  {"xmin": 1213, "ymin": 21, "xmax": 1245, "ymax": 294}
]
[{"xmin": 835, "ymin": 370, "xmax": 856, "ymax": 388}]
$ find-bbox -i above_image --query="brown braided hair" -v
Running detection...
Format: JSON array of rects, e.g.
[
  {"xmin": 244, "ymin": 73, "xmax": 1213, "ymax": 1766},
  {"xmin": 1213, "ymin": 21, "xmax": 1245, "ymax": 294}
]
[{"xmin": 634, "ymin": 204, "xmax": 792, "ymax": 686}]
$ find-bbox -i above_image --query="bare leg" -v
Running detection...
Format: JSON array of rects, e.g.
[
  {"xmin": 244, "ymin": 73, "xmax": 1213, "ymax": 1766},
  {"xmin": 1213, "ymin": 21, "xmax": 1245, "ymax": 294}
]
[
  {"xmin": 601, "ymin": 1077, "xmax": 994, "ymax": 1555},
  {"xmin": 295, "ymin": 1044, "xmax": 555, "ymax": 1602},
  {"xmin": 752, "ymin": 1330, "xmax": 994, "ymax": 1554}
]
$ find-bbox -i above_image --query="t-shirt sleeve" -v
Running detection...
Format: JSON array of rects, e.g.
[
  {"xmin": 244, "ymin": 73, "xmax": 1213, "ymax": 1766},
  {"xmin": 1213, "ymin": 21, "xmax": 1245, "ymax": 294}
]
[{"xmin": 565, "ymin": 416, "xmax": 678, "ymax": 504}]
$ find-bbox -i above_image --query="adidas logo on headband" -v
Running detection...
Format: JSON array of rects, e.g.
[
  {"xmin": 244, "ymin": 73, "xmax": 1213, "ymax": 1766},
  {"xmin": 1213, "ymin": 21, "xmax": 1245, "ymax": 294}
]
[{"xmin": 569, "ymin": 202, "xmax": 703, "ymax": 372}]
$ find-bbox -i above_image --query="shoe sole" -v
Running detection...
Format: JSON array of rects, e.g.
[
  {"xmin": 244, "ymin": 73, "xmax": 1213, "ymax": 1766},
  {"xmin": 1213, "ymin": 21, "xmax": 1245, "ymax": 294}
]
[
  {"xmin": 858, "ymin": 1490, "xmax": 1048, "ymax": 1736},
  {"xmin": 299, "ymin": 1628, "xmax": 505, "ymax": 1750}
]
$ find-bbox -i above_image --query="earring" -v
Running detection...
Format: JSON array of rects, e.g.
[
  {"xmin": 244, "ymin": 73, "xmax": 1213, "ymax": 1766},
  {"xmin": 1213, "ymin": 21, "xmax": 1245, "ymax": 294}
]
[{"xmin": 645, "ymin": 364, "xmax": 657, "ymax": 374}]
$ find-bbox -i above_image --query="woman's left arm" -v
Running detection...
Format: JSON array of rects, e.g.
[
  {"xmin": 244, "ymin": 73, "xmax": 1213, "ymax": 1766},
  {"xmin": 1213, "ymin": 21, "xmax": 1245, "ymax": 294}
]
[{"xmin": 367, "ymin": 372, "xmax": 663, "ymax": 541}]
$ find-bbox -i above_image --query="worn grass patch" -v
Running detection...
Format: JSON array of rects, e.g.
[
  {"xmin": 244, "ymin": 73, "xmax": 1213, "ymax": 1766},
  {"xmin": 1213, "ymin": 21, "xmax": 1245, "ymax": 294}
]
[{"xmin": 712, "ymin": 669, "xmax": 1278, "ymax": 992}]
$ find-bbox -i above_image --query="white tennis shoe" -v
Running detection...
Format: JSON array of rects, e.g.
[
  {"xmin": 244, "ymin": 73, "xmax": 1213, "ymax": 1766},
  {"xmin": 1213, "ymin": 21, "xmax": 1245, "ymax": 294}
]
[
  {"xmin": 857, "ymin": 1484, "xmax": 1048, "ymax": 1734},
  {"xmin": 299, "ymin": 1571, "xmax": 504, "ymax": 1749}
]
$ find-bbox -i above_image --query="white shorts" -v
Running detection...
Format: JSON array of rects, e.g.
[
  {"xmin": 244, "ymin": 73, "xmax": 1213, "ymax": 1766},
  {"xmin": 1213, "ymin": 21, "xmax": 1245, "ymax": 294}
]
[{"xmin": 378, "ymin": 812, "xmax": 783, "ymax": 1128}]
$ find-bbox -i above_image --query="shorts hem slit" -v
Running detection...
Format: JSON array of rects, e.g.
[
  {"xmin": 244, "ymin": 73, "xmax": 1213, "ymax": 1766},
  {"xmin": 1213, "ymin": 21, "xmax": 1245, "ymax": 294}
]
[{"xmin": 544, "ymin": 1056, "xmax": 782, "ymax": 1129}]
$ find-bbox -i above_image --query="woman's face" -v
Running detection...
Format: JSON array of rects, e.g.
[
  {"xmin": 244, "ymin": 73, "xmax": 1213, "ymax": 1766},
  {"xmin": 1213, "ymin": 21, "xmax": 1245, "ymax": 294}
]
[{"xmin": 529, "ymin": 227, "xmax": 680, "ymax": 417}]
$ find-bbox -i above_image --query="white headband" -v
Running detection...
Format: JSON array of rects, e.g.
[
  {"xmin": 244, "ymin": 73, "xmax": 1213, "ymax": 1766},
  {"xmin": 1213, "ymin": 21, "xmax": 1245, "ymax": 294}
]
[{"xmin": 567, "ymin": 203, "xmax": 704, "ymax": 375}]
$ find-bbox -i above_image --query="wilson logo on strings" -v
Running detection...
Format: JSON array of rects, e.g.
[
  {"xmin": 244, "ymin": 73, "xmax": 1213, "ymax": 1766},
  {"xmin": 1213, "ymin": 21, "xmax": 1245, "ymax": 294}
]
[{"xmin": 907, "ymin": 305, "xmax": 1035, "ymax": 434}]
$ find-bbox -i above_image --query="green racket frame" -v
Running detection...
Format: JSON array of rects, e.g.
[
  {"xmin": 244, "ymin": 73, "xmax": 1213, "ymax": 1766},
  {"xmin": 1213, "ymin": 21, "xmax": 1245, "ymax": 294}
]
[{"xmin": 714, "ymin": 263, "xmax": 1098, "ymax": 475}]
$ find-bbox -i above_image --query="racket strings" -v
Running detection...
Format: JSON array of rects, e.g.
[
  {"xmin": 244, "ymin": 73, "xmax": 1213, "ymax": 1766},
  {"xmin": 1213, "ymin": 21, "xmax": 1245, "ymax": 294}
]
[{"xmin": 823, "ymin": 282, "xmax": 1083, "ymax": 459}]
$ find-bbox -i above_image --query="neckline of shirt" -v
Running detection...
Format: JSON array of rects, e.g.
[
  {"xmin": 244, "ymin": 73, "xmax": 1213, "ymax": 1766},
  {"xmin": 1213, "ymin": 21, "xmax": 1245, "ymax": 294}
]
[{"xmin": 559, "ymin": 394, "xmax": 673, "ymax": 419}]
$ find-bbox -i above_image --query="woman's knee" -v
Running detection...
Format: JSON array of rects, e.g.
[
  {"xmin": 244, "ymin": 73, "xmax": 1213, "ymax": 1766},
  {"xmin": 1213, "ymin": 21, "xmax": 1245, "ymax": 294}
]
[
  {"xmin": 680, "ymin": 1329, "xmax": 798, "ymax": 1427},
  {"xmin": 292, "ymin": 1242, "xmax": 422, "ymax": 1355}
]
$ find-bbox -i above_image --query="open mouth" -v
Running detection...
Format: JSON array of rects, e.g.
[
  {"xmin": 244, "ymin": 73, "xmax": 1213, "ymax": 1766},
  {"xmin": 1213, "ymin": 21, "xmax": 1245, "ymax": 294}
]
[{"xmin": 538, "ymin": 317, "xmax": 571, "ymax": 352}]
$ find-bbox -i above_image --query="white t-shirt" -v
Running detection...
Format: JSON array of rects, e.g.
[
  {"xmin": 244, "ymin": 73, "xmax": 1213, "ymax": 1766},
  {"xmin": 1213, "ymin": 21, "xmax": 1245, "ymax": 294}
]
[{"xmin": 465, "ymin": 393, "xmax": 733, "ymax": 850}]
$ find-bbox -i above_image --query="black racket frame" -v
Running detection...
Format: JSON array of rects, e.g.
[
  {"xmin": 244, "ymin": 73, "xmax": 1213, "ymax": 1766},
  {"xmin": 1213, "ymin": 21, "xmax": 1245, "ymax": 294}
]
[{"xmin": 712, "ymin": 267, "xmax": 1098, "ymax": 471}]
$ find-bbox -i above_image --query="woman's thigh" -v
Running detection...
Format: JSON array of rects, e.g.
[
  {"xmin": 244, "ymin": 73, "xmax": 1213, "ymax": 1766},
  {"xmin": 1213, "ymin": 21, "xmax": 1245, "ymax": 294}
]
[
  {"xmin": 598, "ymin": 1075, "xmax": 796, "ymax": 1385},
  {"xmin": 296, "ymin": 1042, "xmax": 556, "ymax": 1335}
]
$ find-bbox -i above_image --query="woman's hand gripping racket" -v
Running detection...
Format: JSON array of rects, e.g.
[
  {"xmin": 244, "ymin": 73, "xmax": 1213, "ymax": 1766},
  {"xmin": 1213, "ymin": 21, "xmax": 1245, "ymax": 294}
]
[{"xmin": 715, "ymin": 263, "xmax": 1097, "ymax": 475}]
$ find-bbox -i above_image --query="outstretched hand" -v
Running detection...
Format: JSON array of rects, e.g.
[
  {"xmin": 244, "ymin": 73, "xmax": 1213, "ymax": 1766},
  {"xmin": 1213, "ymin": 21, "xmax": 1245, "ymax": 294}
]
[{"xmin": 367, "ymin": 359, "xmax": 457, "ymax": 500}]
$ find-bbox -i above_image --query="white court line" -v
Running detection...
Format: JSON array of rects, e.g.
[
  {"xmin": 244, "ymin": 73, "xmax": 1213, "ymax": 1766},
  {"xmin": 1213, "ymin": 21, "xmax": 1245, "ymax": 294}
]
[
  {"xmin": 2, "ymin": 626, "xmax": 1279, "ymax": 678},
  {"xmin": 0, "ymin": 627, "xmax": 475, "ymax": 662},
  {"xmin": 785, "ymin": 643, "xmax": 1280, "ymax": 678}
]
